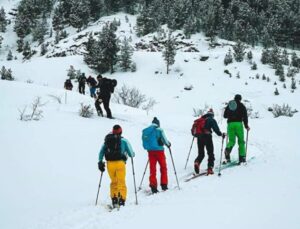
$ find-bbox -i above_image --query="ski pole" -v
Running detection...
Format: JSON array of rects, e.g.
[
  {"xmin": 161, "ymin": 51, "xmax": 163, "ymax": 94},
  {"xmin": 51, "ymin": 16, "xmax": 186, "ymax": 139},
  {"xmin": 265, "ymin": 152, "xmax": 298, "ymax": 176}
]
[
  {"xmin": 138, "ymin": 160, "xmax": 149, "ymax": 191},
  {"xmin": 95, "ymin": 172, "xmax": 103, "ymax": 206},
  {"xmin": 168, "ymin": 147, "xmax": 180, "ymax": 190},
  {"xmin": 130, "ymin": 157, "xmax": 138, "ymax": 205},
  {"xmin": 218, "ymin": 136, "xmax": 225, "ymax": 177},
  {"xmin": 184, "ymin": 137, "xmax": 195, "ymax": 169},
  {"xmin": 245, "ymin": 129, "xmax": 249, "ymax": 154}
]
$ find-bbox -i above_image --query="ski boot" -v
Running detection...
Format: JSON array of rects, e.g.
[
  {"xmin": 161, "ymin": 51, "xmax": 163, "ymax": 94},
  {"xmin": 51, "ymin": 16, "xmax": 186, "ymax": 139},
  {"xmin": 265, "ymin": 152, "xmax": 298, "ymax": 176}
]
[
  {"xmin": 194, "ymin": 161, "xmax": 200, "ymax": 174},
  {"xmin": 238, "ymin": 156, "xmax": 246, "ymax": 165},
  {"xmin": 150, "ymin": 186, "xmax": 159, "ymax": 194},
  {"xmin": 223, "ymin": 148, "xmax": 231, "ymax": 164},
  {"xmin": 207, "ymin": 167, "xmax": 214, "ymax": 175},
  {"xmin": 119, "ymin": 198, "xmax": 125, "ymax": 207},
  {"xmin": 112, "ymin": 197, "xmax": 119, "ymax": 209},
  {"xmin": 161, "ymin": 184, "xmax": 168, "ymax": 191}
]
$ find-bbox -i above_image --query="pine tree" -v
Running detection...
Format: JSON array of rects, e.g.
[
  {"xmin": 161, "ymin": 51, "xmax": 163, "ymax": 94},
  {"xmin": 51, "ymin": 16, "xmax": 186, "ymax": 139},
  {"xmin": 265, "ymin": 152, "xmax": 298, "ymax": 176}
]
[
  {"xmin": 119, "ymin": 37, "xmax": 133, "ymax": 72},
  {"xmin": 7, "ymin": 50, "xmax": 13, "ymax": 61},
  {"xmin": 163, "ymin": 32, "xmax": 177, "ymax": 74},
  {"xmin": 291, "ymin": 77, "xmax": 297, "ymax": 90},
  {"xmin": 261, "ymin": 49, "xmax": 270, "ymax": 64},
  {"xmin": 0, "ymin": 35, "xmax": 3, "ymax": 49},
  {"xmin": 247, "ymin": 51, "xmax": 253, "ymax": 62},
  {"xmin": 40, "ymin": 43, "xmax": 48, "ymax": 56},
  {"xmin": 5, "ymin": 68, "xmax": 13, "ymax": 80},
  {"xmin": 23, "ymin": 41, "xmax": 32, "ymax": 59},
  {"xmin": 17, "ymin": 39, "xmax": 24, "ymax": 52},
  {"xmin": 262, "ymin": 74, "xmax": 267, "ymax": 80},
  {"xmin": 275, "ymin": 63, "xmax": 285, "ymax": 82},
  {"xmin": 224, "ymin": 49, "xmax": 233, "ymax": 65},
  {"xmin": 274, "ymin": 88, "xmax": 279, "ymax": 95},
  {"xmin": 233, "ymin": 40, "xmax": 246, "ymax": 62},
  {"xmin": 282, "ymin": 49, "xmax": 289, "ymax": 66},
  {"xmin": 1, "ymin": 66, "xmax": 6, "ymax": 79},
  {"xmin": 251, "ymin": 62, "xmax": 257, "ymax": 70},
  {"xmin": 32, "ymin": 16, "xmax": 48, "ymax": 44},
  {"xmin": 291, "ymin": 52, "xmax": 299, "ymax": 68},
  {"xmin": 0, "ymin": 7, "xmax": 7, "ymax": 32},
  {"xmin": 52, "ymin": 5, "xmax": 64, "ymax": 32},
  {"xmin": 89, "ymin": 0, "xmax": 103, "ymax": 21},
  {"xmin": 69, "ymin": 0, "xmax": 91, "ymax": 30},
  {"xmin": 67, "ymin": 65, "xmax": 76, "ymax": 79},
  {"xmin": 136, "ymin": 6, "xmax": 157, "ymax": 37},
  {"xmin": 98, "ymin": 23, "xmax": 120, "ymax": 73}
]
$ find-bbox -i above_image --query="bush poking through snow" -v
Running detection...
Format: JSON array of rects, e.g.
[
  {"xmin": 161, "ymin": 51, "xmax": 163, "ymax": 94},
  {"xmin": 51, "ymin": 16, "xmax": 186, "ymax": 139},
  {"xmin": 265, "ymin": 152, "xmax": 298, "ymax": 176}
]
[
  {"xmin": 18, "ymin": 97, "xmax": 45, "ymax": 121},
  {"xmin": 48, "ymin": 94, "xmax": 62, "ymax": 104},
  {"xmin": 184, "ymin": 84, "xmax": 193, "ymax": 90},
  {"xmin": 79, "ymin": 103, "xmax": 94, "ymax": 118},
  {"xmin": 271, "ymin": 104, "xmax": 297, "ymax": 118},
  {"xmin": 193, "ymin": 104, "xmax": 210, "ymax": 117},
  {"xmin": 114, "ymin": 85, "xmax": 146, "ymax": 108},
  {"xmin": 142, "ymin": 98, "xmax": 157, "ymax": 115}
]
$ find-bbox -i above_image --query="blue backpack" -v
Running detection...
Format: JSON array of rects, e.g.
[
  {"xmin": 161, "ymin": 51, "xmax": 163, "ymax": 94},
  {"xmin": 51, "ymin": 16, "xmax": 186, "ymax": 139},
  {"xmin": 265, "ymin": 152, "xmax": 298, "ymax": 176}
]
[{"xmin": 142, "ymin": 126, "xmax": 160, "ymax": 150}]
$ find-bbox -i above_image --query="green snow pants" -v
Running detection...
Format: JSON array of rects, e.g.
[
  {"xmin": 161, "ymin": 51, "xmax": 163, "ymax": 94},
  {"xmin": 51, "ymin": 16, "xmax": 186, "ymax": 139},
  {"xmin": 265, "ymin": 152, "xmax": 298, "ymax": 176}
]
[{"xmin": 226, "ymin": 122, "xmax": 246, "ymax": 157}]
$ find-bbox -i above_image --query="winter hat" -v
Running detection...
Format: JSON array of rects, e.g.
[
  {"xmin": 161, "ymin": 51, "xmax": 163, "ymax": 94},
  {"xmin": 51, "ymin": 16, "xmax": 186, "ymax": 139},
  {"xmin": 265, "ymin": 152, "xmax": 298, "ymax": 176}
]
[
  {"xmin": 234, "ymin": 94, "xmax": 242, "ymax": 102},
  {"xmin": 207, "ymin": 108, "xmax": 214, "ymax": 116},
  {"xmin": 152, "ymin": 117, "xmax": 160, "ymax": 127},
  {"xmin": 112, "ymin": 124, "xmax": 122, "ymax": 135}
]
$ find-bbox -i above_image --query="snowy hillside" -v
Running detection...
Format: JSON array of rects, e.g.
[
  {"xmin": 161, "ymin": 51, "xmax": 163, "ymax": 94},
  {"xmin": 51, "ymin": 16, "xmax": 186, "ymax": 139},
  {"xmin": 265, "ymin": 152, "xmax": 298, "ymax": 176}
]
[{"xmin": 1, "ymin": 1, "xmax": 300, "ymax": 229}]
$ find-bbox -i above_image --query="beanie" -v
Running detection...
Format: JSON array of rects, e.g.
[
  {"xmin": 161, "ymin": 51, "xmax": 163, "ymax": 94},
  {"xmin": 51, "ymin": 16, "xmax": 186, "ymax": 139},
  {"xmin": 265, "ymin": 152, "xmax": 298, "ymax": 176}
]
[
  {"xmin": 207, "ymin": 108, "xmax": 214, "ymax": 116},
  {"xmin": 234, "ymin": 94, "xmax": 242, "ymax": 102},
  {"xmin": 152, "ymin": 117, "xmax": 160, "ymax": 127},
  {"xmin": 112, "ymin": 124, "xmax": 122, "ymax": 135}
]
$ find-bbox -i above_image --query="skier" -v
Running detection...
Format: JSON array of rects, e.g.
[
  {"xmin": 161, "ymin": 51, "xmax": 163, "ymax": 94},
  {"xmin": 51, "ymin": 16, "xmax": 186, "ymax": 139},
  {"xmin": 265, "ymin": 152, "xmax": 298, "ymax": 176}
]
[
  {"xmin": 94, "ymin": 75, "xmax": 117, "ymax": 119},
  {"xmin": 78, "ymin": 73, "xmax": 86, "ymax": 94},
  {"xmin": 98, "ymin": 125, "xmax": 135, "ymax": 208},
  {"xmin": 86, "ymin": 75, "xmax": 97, "ymax": 98},
  {"xmin": 192, "ymin": 109, "xmax": 226, "ymax": 175},
  {"xmin": 64, "ymin": 79, "xmax": 73, "ymax": 91},
  {"xmin": 223, "ymin": 94, "xmax": 250, "ymax": 164},
  {"xmin": 142, "ymin": 117, "xmax": 171, "ymax": 194}
]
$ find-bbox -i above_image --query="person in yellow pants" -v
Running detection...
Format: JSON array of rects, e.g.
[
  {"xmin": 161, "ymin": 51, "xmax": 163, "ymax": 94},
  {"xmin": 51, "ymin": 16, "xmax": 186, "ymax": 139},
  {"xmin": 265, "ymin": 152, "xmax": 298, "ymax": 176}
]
[{"xmin": 98, "ymin": 125, "xmax": 135, "ymax": 207}]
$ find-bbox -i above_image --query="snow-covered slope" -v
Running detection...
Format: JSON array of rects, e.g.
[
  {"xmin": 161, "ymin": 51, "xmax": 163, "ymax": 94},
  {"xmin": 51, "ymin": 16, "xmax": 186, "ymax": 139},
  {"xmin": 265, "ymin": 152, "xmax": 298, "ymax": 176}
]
[{"xmin": 1, "ymin": 2, "xmax": 300, "ymax": 229}]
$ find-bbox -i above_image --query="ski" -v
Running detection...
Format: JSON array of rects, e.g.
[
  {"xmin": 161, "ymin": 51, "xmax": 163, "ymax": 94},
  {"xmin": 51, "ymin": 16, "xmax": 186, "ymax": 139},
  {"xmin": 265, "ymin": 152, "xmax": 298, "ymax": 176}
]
[
  {"xmin": 184, "ymin": 172, "xmax": 207, "ymax": 182},
  {"xmin": 104, "ymin": 204, "xmax": 120, "ymax": 212}
]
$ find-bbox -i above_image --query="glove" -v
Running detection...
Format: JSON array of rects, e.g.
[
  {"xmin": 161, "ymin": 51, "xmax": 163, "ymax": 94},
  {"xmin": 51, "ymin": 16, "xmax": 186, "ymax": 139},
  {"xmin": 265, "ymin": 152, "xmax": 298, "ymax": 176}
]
[
  {"xmin": 98, "ymin": 161, "xmax": 105, "ymax": 172},
  {"xmin": 167, "ymin": 142, "xmax": 171, "ymax": 148},
  {"xmin": 222, "ymin": 133, "xmax": 226, "ymax": 138},
  {"xmin": 246, "ymin": 126, "xmax": 250, "ymax": 131}
]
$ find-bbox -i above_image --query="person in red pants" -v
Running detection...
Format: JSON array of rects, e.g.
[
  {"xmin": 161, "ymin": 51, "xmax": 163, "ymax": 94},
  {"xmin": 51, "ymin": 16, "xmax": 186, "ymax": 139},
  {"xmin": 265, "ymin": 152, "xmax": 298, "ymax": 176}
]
[{"xmin": 142, "ymin": 117, "xmax": 171, "ymax": 194}]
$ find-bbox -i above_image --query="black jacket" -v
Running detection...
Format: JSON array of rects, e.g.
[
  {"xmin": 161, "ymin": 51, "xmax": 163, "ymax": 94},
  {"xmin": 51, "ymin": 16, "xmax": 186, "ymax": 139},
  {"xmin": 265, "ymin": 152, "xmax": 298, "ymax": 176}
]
[{"xmin": 224, "ymin": 101, "xmax": 249, "ymax": 128}]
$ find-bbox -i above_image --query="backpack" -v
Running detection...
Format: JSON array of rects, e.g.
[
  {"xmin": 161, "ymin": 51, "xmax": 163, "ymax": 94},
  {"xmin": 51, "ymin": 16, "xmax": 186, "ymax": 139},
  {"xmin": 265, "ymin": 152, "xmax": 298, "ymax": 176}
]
[
  {"xmin": 191, "ymin": 117, "xmax": 207, "ymax": 136},
  {"xmin": 228, "ymin": 100, "xmax": 237, "ymax": 111},
  {"xmin": 104, "ymin": 134, "xmax": 125, "ymax": 161},
  {"xmin": 142, "ymin": 126, "xmax": 161, "ymax": 150},
  {"xmin": 101, "ymin": 78, "xmax": 117, "ymax": 93}
]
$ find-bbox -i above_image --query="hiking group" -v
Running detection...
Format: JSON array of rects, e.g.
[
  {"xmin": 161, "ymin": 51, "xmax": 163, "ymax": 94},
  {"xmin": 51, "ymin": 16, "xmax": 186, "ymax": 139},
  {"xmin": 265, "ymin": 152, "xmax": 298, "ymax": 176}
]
[
  {"xmin": 64, "ymin": 73, "xmax": 117, "ymax": 119},
  {"xmin": 96, "ymin": 94, "xmax": 250, "ymax": 209}
]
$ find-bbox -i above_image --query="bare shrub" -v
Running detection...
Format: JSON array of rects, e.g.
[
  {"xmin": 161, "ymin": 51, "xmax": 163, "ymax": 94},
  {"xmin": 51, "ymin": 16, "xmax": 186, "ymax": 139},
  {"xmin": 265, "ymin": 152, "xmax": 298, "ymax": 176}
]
[
  {"xmin": 114, "ymin": 84, "xmax": 147, "ymax": 108},
  {"xmin": 18, "ymin": 97, "xmax": 45, "ymax": 121},
  {"xmin": 271, "ymin": 104, "xmax": 297, "ymax": 118},
  {"xmin": 48, "ymin": 94, "xmax": 62, "ymax": 104},
  {"xmin": 79, "ymin": 103, "xmax": 94, "ymax": 118},
  {"xmin": 193, "ymin": 104, "xmax": 210, "ymax": 117},
  {"xmin": 142, "ymin": 98, "xmax": 157, "ymax": 115},
  {"xmin": 244, "ymin": 101, "xmax": 260, "ymax": 119}
]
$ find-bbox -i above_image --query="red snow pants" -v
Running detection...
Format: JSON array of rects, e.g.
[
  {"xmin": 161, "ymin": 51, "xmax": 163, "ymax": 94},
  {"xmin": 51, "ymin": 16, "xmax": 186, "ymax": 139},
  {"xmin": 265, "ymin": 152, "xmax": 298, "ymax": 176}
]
[{"xmin": 148, "ymin": 150, "xmax": 168, "ymax": 188}]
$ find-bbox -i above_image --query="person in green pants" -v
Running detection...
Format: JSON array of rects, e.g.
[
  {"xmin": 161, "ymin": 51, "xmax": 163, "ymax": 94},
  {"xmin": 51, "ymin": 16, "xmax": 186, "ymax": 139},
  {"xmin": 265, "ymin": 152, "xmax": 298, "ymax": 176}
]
[{"xmin": 223, "ymin": 94, "xmax": 250, "ymax": 163}]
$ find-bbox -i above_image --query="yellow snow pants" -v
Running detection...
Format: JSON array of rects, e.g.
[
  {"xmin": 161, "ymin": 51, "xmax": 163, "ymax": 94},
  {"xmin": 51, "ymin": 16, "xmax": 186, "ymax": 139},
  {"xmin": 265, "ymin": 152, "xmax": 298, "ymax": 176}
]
[{"xmin": 107, "ymin": 160, "xmax": 127, "ymax": 200}]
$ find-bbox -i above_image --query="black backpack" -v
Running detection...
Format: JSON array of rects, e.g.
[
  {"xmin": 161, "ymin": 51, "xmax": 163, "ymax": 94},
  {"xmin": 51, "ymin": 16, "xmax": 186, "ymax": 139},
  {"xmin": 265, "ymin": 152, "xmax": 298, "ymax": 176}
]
[
  {"xmin": 102, "ymin": 78, "xmax": 117, "ymax": 93},
  {"xmin": 104, "ymin": 134, "xmax": 126, "ymax": 161}
]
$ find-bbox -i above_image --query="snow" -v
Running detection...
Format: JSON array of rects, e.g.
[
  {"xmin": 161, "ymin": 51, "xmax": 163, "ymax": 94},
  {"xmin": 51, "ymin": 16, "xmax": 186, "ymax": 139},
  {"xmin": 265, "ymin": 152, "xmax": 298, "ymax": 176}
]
[{"xmin": 1, "ymin": 4, "xmax": 300, "ymax": 229}]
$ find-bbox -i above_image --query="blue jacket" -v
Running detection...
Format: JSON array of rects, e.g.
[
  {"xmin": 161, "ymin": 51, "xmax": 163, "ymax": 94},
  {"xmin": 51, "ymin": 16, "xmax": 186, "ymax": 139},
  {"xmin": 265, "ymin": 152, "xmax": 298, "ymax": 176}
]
[
  {"xmin": 202, "ymin": 114, "xmax": 222, "ymax": 136},
  {"xmin": 144, "ymin": 124, "xmax": 170, "ymax": 151},
  {"xmin": 98, "ymin": 137, "xmax": 135, "ymax": 161}
]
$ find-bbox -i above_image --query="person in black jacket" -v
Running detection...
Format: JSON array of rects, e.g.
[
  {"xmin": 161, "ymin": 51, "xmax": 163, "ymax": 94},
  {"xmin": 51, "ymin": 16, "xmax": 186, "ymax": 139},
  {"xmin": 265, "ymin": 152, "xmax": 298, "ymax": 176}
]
[
  {"xmin": 78, "ymin": 73, "xmax": 86, "ymax": 94},
  {"xmin": 94, "ymin": 75, "xmax": 116, "ymax": 119},
  {"xmin": 223, "ymin": 94, "xmax": 250, "ymax": 163},
  {"xmin": 193, "ymin": 109, "xmax": 226, "ymax": 175}
]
